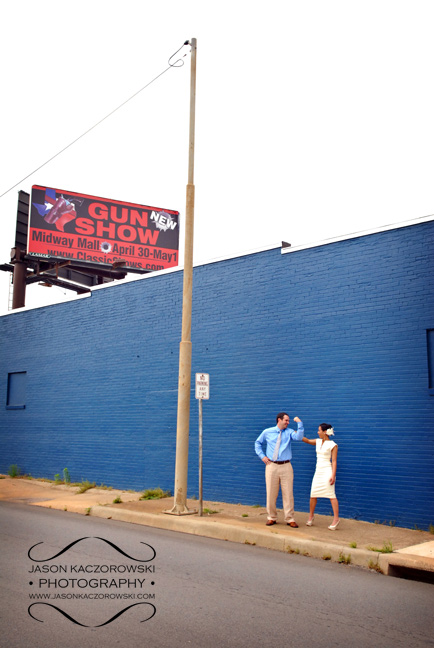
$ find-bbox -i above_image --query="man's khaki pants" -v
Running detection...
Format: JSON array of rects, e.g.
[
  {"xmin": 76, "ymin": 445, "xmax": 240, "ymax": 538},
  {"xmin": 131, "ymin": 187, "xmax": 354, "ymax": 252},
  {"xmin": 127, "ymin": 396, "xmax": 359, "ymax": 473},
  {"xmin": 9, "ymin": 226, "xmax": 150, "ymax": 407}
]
[{"xmin": 265, "ymin": 461, "xmax": 295, "ymax": 523}]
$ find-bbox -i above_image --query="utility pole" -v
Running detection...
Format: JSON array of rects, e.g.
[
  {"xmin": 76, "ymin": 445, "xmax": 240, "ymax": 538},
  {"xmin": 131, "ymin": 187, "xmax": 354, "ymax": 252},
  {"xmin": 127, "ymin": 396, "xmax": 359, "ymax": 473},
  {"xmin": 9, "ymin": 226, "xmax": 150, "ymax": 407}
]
[{"xmin": 166, "ymin": 38, "xmax": 197, "ymax": 515}]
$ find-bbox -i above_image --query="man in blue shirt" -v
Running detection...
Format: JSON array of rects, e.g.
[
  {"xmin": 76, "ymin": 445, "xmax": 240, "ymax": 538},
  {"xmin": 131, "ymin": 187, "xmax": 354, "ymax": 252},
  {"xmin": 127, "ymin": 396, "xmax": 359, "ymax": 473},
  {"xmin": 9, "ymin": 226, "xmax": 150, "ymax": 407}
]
[{"xmin": 255, "ymin": 412, "xmax": 304, "ymax": 527}]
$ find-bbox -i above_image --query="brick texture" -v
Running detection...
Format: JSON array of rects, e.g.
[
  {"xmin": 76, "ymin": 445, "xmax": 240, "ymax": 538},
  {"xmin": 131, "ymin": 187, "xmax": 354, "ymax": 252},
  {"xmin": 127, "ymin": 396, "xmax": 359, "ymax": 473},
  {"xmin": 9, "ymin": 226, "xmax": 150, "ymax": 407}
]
[{"xmin": 1, "ymin": 221, "xmax": 433, "ymax": 529}]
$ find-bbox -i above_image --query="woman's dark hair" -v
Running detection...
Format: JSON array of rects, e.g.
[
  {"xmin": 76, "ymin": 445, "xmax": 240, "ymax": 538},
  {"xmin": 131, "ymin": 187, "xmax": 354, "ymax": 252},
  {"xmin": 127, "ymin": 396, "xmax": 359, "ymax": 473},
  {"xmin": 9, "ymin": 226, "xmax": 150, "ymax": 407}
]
[{"xmin": 319, "ymin": 423, "xmax": 333, "ymax": 432}]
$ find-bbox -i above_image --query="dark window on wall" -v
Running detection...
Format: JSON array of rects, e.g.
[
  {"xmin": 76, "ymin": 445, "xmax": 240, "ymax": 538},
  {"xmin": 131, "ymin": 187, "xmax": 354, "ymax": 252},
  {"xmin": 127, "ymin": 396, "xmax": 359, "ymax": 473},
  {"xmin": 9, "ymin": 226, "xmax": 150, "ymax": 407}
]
[
  {"xmin": 6, "ymin": 372, "xmax": 27, "ymax": 409},
  {"xmin": 427, "ymin": 330, "xmax": 434, "ymax": 392}
]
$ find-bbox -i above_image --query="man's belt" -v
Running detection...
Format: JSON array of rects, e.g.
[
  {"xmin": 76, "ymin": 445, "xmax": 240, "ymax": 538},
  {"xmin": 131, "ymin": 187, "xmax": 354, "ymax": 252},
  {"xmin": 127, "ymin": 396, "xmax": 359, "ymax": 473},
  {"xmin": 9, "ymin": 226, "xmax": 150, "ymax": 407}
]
[{"xmin": 271, "ymin": 460, "xmax": 290, "ymax": 464}]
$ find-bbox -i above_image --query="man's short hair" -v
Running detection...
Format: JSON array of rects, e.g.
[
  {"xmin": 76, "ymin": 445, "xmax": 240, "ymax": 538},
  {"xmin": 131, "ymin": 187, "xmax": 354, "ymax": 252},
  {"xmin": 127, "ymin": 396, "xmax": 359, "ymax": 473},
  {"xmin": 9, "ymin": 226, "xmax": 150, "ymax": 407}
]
[{"xmin": 276, "ymin": 412, "xmax": 289, "ymax": 423}]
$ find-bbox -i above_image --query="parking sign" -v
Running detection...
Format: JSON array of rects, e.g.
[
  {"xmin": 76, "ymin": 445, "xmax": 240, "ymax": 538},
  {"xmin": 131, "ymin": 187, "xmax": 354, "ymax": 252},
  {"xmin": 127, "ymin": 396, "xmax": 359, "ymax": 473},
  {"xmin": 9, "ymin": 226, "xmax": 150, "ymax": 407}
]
[{"xmin": 195, "ymin": 373, "xmax": 210, "ymax": 399}]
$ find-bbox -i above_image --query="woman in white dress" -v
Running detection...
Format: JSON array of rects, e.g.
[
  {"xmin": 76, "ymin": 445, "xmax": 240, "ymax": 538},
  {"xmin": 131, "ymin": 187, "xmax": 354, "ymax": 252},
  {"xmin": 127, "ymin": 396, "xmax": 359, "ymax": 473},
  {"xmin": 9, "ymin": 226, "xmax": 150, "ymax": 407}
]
[{"xmin": 303, "ymin": 423, "xmax": 340, "ymax": 530}]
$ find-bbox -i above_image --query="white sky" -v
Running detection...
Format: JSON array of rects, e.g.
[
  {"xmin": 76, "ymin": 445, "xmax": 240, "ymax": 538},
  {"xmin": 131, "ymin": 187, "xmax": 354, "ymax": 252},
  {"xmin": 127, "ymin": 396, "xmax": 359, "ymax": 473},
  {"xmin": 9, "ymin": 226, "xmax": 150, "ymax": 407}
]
[{"xmin": 1, "ymin": 0, "xmax": 433, "ymax": 313}]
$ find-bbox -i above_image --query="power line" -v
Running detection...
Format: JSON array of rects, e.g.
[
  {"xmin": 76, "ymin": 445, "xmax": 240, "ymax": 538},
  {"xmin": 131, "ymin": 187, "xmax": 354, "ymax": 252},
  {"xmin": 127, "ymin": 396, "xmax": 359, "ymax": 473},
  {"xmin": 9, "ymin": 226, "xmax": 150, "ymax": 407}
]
[{"xmin": 0, "ymin": 41, "xmax": 190, "ymax": 200}]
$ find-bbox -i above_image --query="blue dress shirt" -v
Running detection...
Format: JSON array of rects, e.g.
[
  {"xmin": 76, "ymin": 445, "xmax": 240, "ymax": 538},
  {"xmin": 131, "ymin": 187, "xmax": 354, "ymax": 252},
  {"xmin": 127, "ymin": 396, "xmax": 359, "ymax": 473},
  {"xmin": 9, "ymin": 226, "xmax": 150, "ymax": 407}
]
[{"xmin": 255, "ymin": 421, "xmax": 304, "ymax": 461}]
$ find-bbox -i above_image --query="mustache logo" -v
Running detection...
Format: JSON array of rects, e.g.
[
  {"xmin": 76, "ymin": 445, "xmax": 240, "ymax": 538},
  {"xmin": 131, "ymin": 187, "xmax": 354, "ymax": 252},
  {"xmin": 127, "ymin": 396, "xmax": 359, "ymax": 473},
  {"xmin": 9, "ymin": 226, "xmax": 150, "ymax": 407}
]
[
  {"xmin": 28, "ymin": 602, "xmax": 156, "ymax": 626},
  {"xmin": 28, "ymin": 537, "xmax": 156, "ymax": 562}
]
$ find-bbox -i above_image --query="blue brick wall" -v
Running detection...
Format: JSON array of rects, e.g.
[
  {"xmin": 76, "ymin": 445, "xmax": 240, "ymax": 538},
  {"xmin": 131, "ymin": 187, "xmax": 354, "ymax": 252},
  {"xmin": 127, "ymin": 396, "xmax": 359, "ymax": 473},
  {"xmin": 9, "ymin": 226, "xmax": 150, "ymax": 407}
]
[{"xmin": 1, "ymin": 221, "xmax": 433, "ymax": 529}]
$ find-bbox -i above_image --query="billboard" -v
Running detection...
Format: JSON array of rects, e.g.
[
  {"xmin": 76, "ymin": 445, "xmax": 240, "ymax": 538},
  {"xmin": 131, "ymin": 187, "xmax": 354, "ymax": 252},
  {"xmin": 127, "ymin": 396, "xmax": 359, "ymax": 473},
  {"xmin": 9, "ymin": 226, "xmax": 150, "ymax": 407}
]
[{"xmin": 28, "ymin": 185, "xmax": 180, "ymax": 271}]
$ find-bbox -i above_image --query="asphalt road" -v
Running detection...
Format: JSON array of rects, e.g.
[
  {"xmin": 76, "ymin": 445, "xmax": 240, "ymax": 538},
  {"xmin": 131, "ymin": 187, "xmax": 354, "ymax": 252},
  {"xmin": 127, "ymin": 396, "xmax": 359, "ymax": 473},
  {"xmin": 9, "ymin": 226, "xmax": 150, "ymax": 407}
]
[{"xmin": 1, "ymin": 502, "xmax": 433, "ymax": 648}]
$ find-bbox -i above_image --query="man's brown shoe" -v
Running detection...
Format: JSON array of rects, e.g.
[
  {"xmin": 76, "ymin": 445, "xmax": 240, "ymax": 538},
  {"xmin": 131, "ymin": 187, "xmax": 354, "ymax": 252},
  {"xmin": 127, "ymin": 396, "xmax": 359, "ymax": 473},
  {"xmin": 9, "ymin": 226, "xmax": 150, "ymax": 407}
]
[
  {"xmin": 287, "ymin": 521, "xmax": 299, "ymax": 528},
  {"xmin": 266, "ymin": 520, "xmax": 277, "ymax": 526}
]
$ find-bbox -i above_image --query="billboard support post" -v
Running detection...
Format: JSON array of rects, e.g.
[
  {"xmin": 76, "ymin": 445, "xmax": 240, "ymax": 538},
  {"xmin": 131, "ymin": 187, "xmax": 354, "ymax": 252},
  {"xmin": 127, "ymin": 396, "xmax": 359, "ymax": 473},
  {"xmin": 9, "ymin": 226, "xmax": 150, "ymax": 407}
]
[
  {"xmin": 11, "ymin": 248, "xmax": 27, "ymax": 309},
  {"xmin": 166, "ymin": 38, "xmax": 197, "ymax": 515}
]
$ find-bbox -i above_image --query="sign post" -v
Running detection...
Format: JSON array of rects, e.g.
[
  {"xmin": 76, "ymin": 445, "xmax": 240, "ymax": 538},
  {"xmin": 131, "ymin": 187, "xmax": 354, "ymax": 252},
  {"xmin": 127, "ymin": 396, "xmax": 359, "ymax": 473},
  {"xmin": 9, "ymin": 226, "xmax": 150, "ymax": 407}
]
[{"xmin": 195, "ymin": 373, "xmax": 209, "ymax": 516}]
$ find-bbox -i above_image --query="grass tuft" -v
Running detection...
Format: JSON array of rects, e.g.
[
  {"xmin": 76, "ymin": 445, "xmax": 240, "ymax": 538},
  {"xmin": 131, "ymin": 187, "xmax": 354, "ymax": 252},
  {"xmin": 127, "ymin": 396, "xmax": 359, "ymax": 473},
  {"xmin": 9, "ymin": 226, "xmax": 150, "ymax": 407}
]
[
  {"xmin": 367, "ymin": 541, "xmax": 393, "ymax": 554},
  {"xmin": 140, "ymin": 487, "xmax": 172, "ymax": 500},
  {"xmin": 8, "ymin": 465, "xmax": 20, "ymax": 478},
  {"xmin": 338, "ymin": 552, "xmax": 351, "ymax": 564},
  {"xmin": 76, "ymin": 480, "xmax": 96, "ymax": 494},
  {"xmin": 368, "ymin": 559, "xmax": 384, "ymax": 573}
]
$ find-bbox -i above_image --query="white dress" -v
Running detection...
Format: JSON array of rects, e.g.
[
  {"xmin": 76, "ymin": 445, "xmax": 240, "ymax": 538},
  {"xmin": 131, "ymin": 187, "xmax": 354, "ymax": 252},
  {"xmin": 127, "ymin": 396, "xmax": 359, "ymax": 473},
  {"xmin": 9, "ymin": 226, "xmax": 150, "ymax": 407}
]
[{"xmin": 310, "ymin": 439, "xmax": 337, "ymax": 498}]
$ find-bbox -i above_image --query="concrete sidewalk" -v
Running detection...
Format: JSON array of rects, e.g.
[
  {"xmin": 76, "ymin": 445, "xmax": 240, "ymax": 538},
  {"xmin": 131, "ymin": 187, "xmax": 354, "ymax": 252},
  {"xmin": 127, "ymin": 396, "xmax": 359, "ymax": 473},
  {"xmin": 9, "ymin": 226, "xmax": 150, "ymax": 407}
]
[{"xmin": 1, "ymin": 476, "xmax": 433, "ymax": 580}]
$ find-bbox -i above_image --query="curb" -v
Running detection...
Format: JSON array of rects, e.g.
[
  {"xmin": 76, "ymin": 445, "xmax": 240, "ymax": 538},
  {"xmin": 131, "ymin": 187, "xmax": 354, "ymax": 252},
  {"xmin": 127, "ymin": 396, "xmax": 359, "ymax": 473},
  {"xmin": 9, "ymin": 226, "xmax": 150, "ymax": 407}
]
[
  {"xmin": 90, "ymin": 505, "xmax": 385, "ymax": 572},
  {"xmin": 3, "ymin": 477, "xmax": 433, "ymax": 581}
]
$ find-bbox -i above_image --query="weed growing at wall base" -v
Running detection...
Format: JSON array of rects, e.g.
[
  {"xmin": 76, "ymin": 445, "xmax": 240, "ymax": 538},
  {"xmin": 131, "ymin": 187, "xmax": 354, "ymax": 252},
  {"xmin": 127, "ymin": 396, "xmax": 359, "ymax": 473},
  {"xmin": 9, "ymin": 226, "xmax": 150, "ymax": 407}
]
[
  {"xmin": 53, "ymin": 468, "xmax": 71, "ymax": 485},
  {"xmin": 76, "ymin": 480, "xmax": 96, "ymax": 494},
  {"xmin": 140, "ymin": 487, "xmax": 171, "ymax": 500},
  {"xmin": 8, "ymin": 465, "xmax": 20, "ymax": 478}
]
